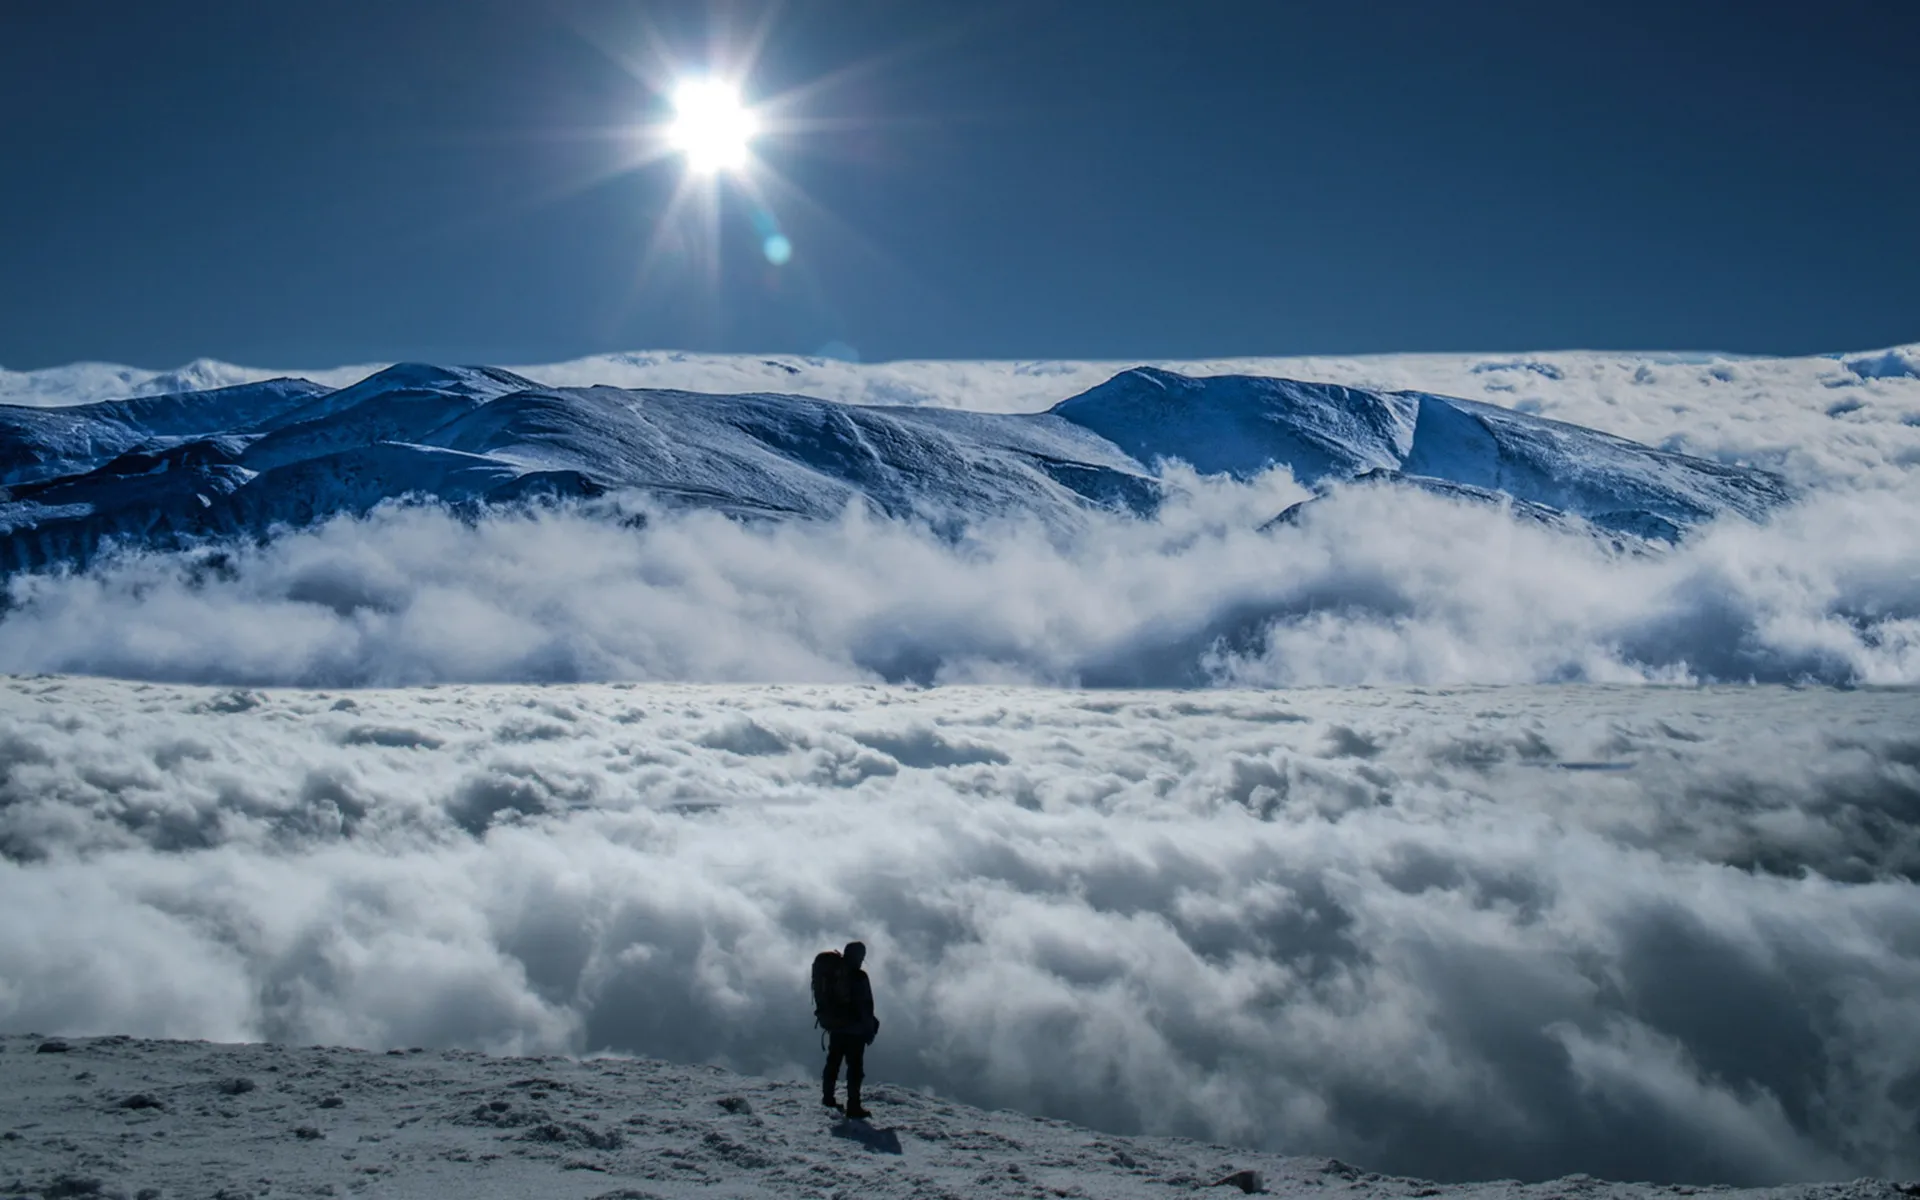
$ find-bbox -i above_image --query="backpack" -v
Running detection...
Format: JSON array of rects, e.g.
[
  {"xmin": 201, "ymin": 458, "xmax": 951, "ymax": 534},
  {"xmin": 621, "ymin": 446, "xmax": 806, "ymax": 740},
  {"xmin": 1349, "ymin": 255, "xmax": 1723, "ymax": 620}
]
[{"xmin": 811, "ymin": 950, "xmax": 854, "ymax": 1029}]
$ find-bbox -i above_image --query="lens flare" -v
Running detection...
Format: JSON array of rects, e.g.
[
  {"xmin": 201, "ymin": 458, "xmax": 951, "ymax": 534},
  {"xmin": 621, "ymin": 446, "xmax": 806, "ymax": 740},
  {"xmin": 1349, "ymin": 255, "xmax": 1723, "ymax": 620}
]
[{"xmin": 667, "ymin": 78, "xmax": 758, "ymax": 174}]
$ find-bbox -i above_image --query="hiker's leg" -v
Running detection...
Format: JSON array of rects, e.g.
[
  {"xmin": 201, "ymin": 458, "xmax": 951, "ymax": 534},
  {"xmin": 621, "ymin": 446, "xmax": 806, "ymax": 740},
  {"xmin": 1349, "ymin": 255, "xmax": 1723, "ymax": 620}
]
[
  {"xmin": 822, "ymin": 1036, "xmax": 845, "ymax": 1100},
  {"xmin": 845, "ymin": 1040, "xmax": 866, "ymax": 1111}
]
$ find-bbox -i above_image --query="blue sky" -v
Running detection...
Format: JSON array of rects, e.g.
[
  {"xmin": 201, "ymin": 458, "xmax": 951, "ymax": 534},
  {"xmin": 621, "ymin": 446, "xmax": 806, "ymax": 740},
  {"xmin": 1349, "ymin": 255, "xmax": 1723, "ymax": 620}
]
[{"xmin": 2, "ymin": 0, "xmax": 1915, "ymax": 368}]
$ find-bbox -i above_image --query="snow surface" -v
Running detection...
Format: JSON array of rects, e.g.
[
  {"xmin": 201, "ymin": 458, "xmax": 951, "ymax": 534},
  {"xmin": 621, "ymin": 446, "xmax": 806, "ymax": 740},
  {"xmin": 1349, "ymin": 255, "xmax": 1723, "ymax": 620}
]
[
  {"xmin": 5, "ymin": 1034, "xmax": 1918, "ymax": 1200},
  {"xmin": 4, "ymin": 343, "xmax": 1917, "ymax": 491},
  {"xmin": 0, "ymin": 359, "xmax": 1789, "ymax": 576},
  {"xmin": 3, "ymin": 676, "xmax": 1918, "ymax": 1187}
]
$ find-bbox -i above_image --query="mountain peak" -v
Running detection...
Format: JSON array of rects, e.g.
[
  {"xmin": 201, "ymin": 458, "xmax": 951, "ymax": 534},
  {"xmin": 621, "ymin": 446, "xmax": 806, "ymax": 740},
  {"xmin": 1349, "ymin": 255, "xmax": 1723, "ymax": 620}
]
[
  {"xmin": 351, "ymin": 362, "xmax": 541, "ymax": 396},
  {"xmin": 1052, "ymin": 368, "xmax": 1419, "ymax": 481}
]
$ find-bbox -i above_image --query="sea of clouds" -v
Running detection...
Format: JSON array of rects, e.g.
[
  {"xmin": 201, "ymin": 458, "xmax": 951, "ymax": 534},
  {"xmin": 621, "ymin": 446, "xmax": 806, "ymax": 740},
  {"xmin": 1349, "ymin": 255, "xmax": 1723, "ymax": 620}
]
[
  {"xmin": 0, "ymin": 678, "xmax": 1916, "ymax": 1187},
  {"xmin": 1, "ymin": 349, "xmax": 1918, "ymax": 1186}
]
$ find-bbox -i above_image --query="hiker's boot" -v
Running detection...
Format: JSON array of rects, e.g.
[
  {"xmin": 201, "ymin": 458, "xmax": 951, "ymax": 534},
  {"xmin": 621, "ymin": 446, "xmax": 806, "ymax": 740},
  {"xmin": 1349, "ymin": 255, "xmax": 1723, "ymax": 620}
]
[
  {"xmin": 844, "ymin": 1084, "xmax": 870, "ymax": 1120},
  {"xmin": 821, "ymin": 1092, "xmax": 843, "ymax": 1112}
]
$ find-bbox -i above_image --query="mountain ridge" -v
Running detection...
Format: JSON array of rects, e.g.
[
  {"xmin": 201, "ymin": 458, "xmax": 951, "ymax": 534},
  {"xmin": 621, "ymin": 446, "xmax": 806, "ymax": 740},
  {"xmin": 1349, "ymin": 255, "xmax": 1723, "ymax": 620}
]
[
  {"xmin": 0, "ymin": 364, "xmax": 1791, "ymax": 575},
  {"xmin": 5, "ymin": 342, "xmax": 1916, "ymax": 413}
]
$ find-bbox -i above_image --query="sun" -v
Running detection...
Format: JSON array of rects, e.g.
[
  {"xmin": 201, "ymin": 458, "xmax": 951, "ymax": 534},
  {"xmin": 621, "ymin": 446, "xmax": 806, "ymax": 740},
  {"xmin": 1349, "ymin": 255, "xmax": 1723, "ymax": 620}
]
[{"xmin": 667, "ymin": 78, "xmax": 759, "ymax": 175}]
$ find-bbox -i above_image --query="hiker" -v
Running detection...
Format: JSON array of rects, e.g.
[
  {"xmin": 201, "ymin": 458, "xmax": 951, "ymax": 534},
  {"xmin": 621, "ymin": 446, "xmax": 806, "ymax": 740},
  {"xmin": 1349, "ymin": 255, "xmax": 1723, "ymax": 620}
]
[{"xmin": 813, "ymin": 940, "xmax": 879, "ymax": 1119}]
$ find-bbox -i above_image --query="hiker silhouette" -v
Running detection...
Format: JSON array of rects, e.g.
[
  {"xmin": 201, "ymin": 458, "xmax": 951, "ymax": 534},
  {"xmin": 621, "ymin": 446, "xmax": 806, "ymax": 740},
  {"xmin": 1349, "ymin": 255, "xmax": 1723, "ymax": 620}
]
[{"xmin": 815, "ymin": 940, "xmax": 879, "ymax": 1119}]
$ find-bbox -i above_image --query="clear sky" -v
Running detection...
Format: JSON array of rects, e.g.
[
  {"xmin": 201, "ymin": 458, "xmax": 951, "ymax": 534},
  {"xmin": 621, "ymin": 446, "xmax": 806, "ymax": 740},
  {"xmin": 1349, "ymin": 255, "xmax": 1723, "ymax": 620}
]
[{"xmin": 3, "ymin": 0, "xmax": 1916, "ymax": 369}]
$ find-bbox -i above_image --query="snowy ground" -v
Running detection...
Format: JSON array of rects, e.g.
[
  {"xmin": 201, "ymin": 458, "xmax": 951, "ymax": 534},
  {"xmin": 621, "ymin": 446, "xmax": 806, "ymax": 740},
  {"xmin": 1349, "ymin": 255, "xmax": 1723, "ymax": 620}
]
[
  {"xmin": 3, "ymin": 677, "xmax": 1918, "ymax": 1188},
  {"xmin": 5, "ymin": 1033, "xmax": 1918, "ymax": 1200}
]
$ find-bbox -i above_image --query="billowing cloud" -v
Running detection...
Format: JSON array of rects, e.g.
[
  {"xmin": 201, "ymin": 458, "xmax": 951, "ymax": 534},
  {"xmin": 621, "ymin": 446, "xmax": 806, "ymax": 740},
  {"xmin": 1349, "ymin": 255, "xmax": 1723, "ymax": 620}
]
[
  {"xmin": 0, "ymin": 467, "xmax": 1915, "ymax": 688},
  {"xmin": 1, "ymin": 677, "xmax": 1917, "ymax": 1186},
  {"xmin": 2, "ymin": 347, "xmax": 1917, "ymax": 1187}
]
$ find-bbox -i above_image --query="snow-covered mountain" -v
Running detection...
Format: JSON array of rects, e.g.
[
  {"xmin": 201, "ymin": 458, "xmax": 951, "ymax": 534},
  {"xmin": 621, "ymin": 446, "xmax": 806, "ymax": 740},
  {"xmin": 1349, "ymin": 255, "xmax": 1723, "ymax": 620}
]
[
  {"xmin": 1058, "ymin": 368, "xmax": 1788, "ymax": 542},
  {"xmin": 5, "ymin": 344, "xmax": 1917, "ymax": 416},
  {"xmin": 0, "ymin": 361, "xmax": 1789, "ymax": 573}
]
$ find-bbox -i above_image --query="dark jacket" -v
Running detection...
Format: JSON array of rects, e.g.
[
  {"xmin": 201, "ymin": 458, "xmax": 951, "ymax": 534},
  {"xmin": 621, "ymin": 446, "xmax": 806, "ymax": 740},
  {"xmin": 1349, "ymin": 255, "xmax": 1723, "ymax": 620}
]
[{"xmin": 830, "ymin": 966, "xmax": 879, "ymax": 1044}]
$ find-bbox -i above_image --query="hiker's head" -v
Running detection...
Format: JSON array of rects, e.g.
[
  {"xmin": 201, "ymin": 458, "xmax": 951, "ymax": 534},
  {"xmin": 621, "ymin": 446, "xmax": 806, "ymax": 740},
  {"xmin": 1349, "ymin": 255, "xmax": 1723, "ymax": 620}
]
[{"xmin": 843, "ymin": 941, "xmax": 867, "ymax": 967}]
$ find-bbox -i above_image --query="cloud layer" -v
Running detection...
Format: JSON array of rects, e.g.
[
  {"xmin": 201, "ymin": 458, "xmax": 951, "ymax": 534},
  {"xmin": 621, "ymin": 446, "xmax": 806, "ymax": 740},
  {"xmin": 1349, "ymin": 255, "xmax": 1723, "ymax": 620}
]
[
  {"xmin": 0, "ymin": 467, "xmax": 1915, "ymax": 687},
  {"xmin": 2, "ymin": 350, "xmax": 1917, "ymax": 1185},
  {"xmin": 2, "ymin": 677, "xmax": 1917, "ymax": 1186}
]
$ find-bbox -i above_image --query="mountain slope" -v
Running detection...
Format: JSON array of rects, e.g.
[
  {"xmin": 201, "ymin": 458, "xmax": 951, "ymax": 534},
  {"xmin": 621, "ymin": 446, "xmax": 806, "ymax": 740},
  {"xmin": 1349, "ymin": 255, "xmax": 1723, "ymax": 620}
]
[
  {"xmin": 236, "ymin": 363, "xmax": 541, "ymax": 473},
  {"xmin": 1049, "ymin": 367, "xmax": 1791, "ymax": 539},
  {"xmin": 0, "ymin": 364, "xmax": 1790, "ymax": 574},
  {"xmin": 1398, "ymin": 391, "xmax": 1788, "ymax": 534},
  {"xmin": 0, "ymin": 378, "xmax": 328, "ymax": 487}
]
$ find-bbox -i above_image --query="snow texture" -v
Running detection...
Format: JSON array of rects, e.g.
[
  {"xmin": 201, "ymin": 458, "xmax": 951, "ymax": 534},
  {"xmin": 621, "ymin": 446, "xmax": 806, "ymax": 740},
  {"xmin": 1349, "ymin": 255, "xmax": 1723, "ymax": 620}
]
[
  {"xmin": 5, "ymin": 1034, "xmax": 1919, "ymax": 1200},
  {"xmin": 0, "ymin": 358, "xmax": 1789, "ymax": 576},
  {"xmin": 4, "ymin": 344, "xmax": 1917, "ymax": 493},
  {"xmin": 2, "ymin": 677, "xmax": 1919, "ymax": 1187}
]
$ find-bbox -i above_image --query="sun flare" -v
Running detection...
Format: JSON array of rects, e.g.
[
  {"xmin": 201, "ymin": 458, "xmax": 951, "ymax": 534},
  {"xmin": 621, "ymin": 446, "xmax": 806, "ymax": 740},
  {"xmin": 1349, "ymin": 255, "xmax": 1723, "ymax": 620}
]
[{"xmin": 667, "ymin": 78, "xmax": 758, "ymax": 175}]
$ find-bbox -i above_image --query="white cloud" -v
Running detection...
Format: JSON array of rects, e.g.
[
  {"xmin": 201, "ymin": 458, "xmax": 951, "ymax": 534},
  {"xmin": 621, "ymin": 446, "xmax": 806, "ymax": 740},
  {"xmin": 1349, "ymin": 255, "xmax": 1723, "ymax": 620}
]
[
  {"xmin": 0, "ymin": 465, "xmax": 1914, "ymax": 687},
  {"xmin": 0, "ymin": 345, "xmax": 1917, "ymax": 1187},
  {"xmin": 0, "ymin": 677, "xmax": 1916, "ymax": 1186}
]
